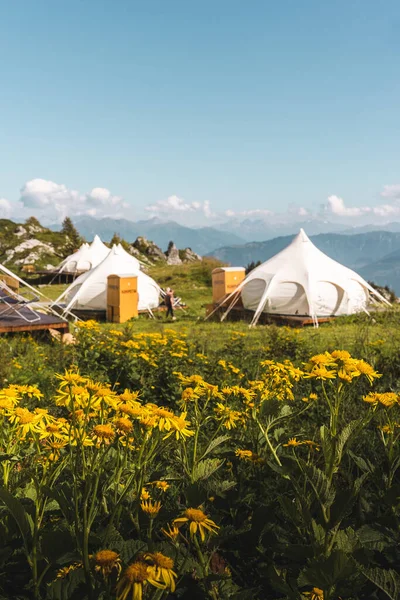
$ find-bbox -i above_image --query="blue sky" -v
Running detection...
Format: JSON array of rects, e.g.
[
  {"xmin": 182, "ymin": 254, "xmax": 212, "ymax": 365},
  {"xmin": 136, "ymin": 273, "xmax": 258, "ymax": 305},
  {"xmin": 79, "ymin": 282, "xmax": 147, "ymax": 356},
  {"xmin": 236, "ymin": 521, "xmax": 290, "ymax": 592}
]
[{"xmin": 1, "ymin": 0, "xmax": 400, "ymax": 225}]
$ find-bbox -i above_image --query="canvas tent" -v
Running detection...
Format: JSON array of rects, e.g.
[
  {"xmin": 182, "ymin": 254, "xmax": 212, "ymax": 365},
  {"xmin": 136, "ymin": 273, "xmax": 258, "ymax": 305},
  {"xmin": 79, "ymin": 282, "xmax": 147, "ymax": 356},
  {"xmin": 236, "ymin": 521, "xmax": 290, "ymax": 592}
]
[
  {"xmin": 56, "ymin": 244, "xmax": 159, "ymax": 314},
  {"xmin": 114, "ymin": 244, "xmax": 141, "ymax": 270},
  {"xmin": 56, "ymin": 235, "xmax": 110, "ymax": 274},
  {"xmin": 216, "ymin": 229, "xmax": 390, "ymax": 327},
  {"xmin": 56, "ymin": 243, "xmax": 90, "ymax": 273}
]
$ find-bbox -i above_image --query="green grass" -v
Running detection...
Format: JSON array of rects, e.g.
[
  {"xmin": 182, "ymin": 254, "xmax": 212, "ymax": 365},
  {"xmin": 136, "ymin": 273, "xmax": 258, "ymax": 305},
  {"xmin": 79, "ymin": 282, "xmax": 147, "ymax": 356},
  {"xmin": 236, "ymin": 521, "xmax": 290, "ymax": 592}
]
[
  {"xmin": 35, "ymin": 283, "xmax": 69, "ymax": 301},
  {"xmin": 31, "ymin": 258, "xmax": 400, "ymax": 360}
]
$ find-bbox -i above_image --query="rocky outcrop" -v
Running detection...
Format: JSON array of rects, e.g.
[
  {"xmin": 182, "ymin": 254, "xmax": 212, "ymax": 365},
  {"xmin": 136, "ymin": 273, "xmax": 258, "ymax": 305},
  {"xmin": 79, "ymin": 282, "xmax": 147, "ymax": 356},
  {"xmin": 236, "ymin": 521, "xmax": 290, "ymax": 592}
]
[
  {"xmin": 165, "ymin": 241, "xmax": 182, "ymax": 265},
  {"xmin": 0, "ymin": 217, "xmax": 204, "ymax": 273},
  {"xmin": 132, "ymin": 237, "xmax": 166, "ymax": 263},
  {"xmin": 180, "ymin": 247, "xmax": 202, "ymax": 262},
  {"xmin": 5, "ymin": 239, "xmax": 56, "ymax": 266},
  {"xmin": 15, "ymin": 226, "xmax": 27, "ymax": 237}
]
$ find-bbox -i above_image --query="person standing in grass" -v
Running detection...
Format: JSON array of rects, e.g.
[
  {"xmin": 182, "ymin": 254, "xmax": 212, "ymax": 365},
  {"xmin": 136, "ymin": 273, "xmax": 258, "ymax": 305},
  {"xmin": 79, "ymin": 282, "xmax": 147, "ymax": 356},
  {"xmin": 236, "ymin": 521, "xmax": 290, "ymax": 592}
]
[{"xmin": 165, "ymin": 287, "xmax": 176, "ymax": 320}]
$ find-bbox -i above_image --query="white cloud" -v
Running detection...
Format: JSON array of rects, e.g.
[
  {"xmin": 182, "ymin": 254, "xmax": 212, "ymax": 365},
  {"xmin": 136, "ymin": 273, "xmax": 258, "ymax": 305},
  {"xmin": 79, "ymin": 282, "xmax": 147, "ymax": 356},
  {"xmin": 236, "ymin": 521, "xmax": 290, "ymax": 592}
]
[
  {"xmin": 325, "ymin": 191, "xmax": 400, "ymax": 220},
  {"xmin": 0, "ymin": 198, "xmax": 11, "ymax": 217},
  {"xmin": 145, "ymin": 195, "xmax": 213, "ymax": 218},
  {"xmin": 381, "ymin": 184, "xmax": 400, "ymax": 199},
  {"xmin": 290, "ymin": 206, "xmax": 309, "ymax": 217},
  {"xmin": 19, "ymin": 179, "xmax": 129, "ymax": 222},
  {"xmin": 325, "ymin": 195, "xmax": 369, "ymax": 217}
]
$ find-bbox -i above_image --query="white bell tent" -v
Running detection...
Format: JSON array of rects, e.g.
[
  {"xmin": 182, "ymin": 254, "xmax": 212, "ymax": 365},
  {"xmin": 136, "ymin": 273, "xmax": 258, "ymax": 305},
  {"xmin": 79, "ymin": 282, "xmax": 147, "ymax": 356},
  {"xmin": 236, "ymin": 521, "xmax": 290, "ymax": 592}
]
[
  {"xmin": 56, "ymin": 244, "xmax": 160, "ymax": 314},
  {"xmin": 217, "ymin": 229, "xmax": 390, "ymax": 327},
  {"xmin": 56, "ymin": 235, "xmax": 110, "ymax": 274},
  {"xmin": 56, "ymin": 243, "xmax": 90, "ymax": 273},
  {"xmin": 114, "ymin": 244, "xmax": 141, "ymax": 270}
]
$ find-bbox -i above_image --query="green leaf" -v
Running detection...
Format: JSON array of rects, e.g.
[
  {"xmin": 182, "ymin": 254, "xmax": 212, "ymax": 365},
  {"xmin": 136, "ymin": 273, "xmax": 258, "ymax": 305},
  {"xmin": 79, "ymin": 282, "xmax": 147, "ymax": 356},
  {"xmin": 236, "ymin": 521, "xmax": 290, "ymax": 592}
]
[
  {"xmin": 199, "ymin": 435, "xmax": 230, "ymax": 461},
  {"xmin": 319, "ymin": 425, "xmax": 334, "ymax": 469},
  {"xmin": 259, "ymin": 398, "xmax": 281, "ymax": 419},
  {"xmin": 0, "ymin": 453, "xmax": 20, "ymax": 463},
  {"xmin": 192, "ymin": 458, "xmax": 224, "ymax": 482},
  {"xmin": 114, "ymin": 539, "xmax": 146, "ymax": 563},
  {"xmin": 359, "ymin": 566, "xmax": 400, "ymax": 600},
  {"xmin": 43, "ymin": 483, "xmax": 75, "ymax": 525},
  {"xmin": 335, "ymin": 527, "xmax": 357, "ymax": 553},
  {"xmin": 303, "ymin": 463, "xmax": 335, "ymax": 509},
  {"xmin": 298, "ymin": 550, "xmax": 353, "ymax": 588},
  {"xmin": 267, "ymin": 565, "xmax": 299, "ymax": 598},
  {"xmin": 211, "ymin": 479, "xmax": 236, "ymax": 496},
  {"xmin": 348, "ymin": 450, "xmax": 375, "ymax": 474},
  {"xmin": 311, "ymin": 519, "xmax": 325, "ymax": 548},
  {"xmin": 0, "ymin": 487, "xmax": 33, "ymax": 551},
  {"xmin": 335, "ymin": 420, "xmax": 359, "ymax": 466}
]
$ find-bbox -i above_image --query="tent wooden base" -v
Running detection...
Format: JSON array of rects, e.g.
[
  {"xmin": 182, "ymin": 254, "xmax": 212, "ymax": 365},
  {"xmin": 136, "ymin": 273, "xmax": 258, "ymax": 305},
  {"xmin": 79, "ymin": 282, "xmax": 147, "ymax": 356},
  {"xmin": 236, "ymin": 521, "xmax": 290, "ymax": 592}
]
[
  {"xmin": 69, "ymin": 307, "xmax": 161, "ymax": 321},
  {"xmin": 205, "ymin": 303, "xmax": 333, "ymax": 327},
  {"xmin": 0, "ymin": 305, "xmax": 69, "ymax": 335}
]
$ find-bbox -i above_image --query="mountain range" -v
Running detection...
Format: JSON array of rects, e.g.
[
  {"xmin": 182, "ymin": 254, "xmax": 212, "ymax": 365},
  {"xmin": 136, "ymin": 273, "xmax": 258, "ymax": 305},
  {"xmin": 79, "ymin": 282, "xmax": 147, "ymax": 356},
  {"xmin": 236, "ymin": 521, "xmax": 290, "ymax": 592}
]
[
  {"xmin": 56, "ymin": 215, "xmax": 400, "ymax": 248},
  {"xmin": 55, "ymin": 216, "xmax": 245, "ymax": 255},
  {"xmin": 49, "ymin": 216, "xmax": 400, "ymax": 294}
]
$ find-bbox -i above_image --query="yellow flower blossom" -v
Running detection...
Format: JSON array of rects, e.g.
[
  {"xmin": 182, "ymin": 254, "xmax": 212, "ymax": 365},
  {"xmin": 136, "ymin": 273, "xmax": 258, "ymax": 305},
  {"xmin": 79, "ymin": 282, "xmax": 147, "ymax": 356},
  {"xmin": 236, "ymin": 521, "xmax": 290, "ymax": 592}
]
[
  {"xmin": 140, "ymin": 487, "xmax": 150, "ymax": 501},
  {"xmin": 140, "ymin": 500, "xmax": 161, "ymax": 517},
  {"xmin": 214, "ymin": 403, "xmax": 244, "ymax": 430},
  {"xmin": 94, "ymin": 549, "xmax": 122, "ymax": 578},
  {"xmin": 93, "ymin": 424, "xmax": 115, "ymax": 443},
  {"xmin": 303, "ymin": 366, "xmax": 336, "ymax": 381},
  {"xmin": 355, "ymin": 360, "xmax": 382, "ymax": 384},
  {"xmin": 162, "ymin": 523, "xmax": 180, "ymax": 542},
  {"xmin": 174, "ymin": 508, "xmax": 219, "ymax": 542},
  {"xmin": 303, "ymin": 588, "xmax": 324, "ymax": 600},
  {"xmin": 363, "ymin": 392, "xmax": 398, "ymax": 408},
  {"xmin": 154, "ymin": 480, "xmax": 169, "ymax": 492},
  {"xmin": 55, "ymin": 370, "xmax": 87, "ymax": 388},
  {"xmin": 142, "ymin": 552, "xmax": 177, "ymax": 592},
  {"xmin": 283, "ymin": 437, "xmax": 303, "ymax": 447},
  {"xmin": 114, "ymin": 417, "xmax": 134, "ymax": 434},
  {"xmin": 9, "ymin": 407, "xmax": 44, "ymax": 438},
  {"xmin": 116, "ymin": 561, "xmax": 165, "ymax": 600}
]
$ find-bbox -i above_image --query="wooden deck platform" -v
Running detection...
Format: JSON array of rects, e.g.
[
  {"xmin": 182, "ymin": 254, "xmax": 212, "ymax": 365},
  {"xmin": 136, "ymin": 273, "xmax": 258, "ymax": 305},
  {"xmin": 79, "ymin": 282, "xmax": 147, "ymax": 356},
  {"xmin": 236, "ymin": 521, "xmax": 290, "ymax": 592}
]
[
  {"xmin": 205, "ymin": 303, "xmax": 334, "ymax": 327},
  {"xmin": 0, "ymin": 305, "xmax": 69, "ymax": 334}
]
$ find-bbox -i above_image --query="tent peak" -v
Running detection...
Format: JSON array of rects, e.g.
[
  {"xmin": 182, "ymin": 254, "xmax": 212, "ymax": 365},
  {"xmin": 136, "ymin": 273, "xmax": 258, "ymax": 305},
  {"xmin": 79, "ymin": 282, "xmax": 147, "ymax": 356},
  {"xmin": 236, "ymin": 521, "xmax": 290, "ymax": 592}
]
[{"xmin": 296, "ymin": 228, "xmax": 310, "ymax": 242}]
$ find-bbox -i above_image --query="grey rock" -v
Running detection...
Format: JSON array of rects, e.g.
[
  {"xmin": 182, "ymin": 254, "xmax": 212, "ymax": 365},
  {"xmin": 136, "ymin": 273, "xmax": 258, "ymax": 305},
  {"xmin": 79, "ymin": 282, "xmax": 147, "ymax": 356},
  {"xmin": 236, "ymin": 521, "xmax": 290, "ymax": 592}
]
[
  {"xmin": 180, "ymin": 247, "xmax": 202, "ymax": 263},
  {"xmin": 165, "ymin": 241, "xmax": 182, "ymax": 265}
]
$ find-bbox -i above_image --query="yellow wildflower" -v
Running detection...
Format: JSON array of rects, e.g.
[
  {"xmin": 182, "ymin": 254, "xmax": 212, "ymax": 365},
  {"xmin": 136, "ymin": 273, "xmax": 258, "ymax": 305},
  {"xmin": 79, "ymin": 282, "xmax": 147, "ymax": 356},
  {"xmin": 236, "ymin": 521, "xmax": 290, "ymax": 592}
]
[
  {"xmin": 355, "ymin": 360, "xmax": 382, "ymax": 384},
  {"xmin": 303, "ymin": 587, "xmax": 324, "ymax": 600},
  {"xmin": 214, "ymin": 403, "xmax": 244, "ymax": 430},
  {"xmin": 93, "ymin": 424, "xmax": 115, "ymax": 443},
  {"xmin": 174, "ymin": 508, "xmax": 219, "ymax": 542},
  {"xmin": 303, "ymin": 366, "xmax": 336, "ymax": 381},
  {"xmin": 283, "ymin": 437, "xmax": 303, "ymax": 447},
  {"xmin": 140, "ymin": 487, "xmax": 150, "ymax": 501},
  {"xmin": 55, "ymin": 370, "xmax": 87, "ymax": 388},
  {"xmin": 162, "ymin": 523, "xmax": 180, "ymax": 542},
  {"xmin": 56, "ymin": 562, "xmax": 83, "ymax": 579},
  {"xmin": 94, "ymin": 549, "xmax": 122, "ymax": 578},
  {"xmin": 115, "ymin": 417, "xmax": 134, "ymax": 434},
  {"xmin": 9, "ymin": 407, "xmax": 43, "ymax": 438},
  {"xmin": 116, "ymin": 561, "xmax": 165, "ymax": 600},
  {"xmin": 142, "ymin": 552, "xmax": 177, "ymax": 592},
  {"xmin": 154, "ymin": 480, "xmax": 169, "ymax": 492},
  {"xmin": 140, "ymin": 500, "xmax": 161, "ymax": 517}
]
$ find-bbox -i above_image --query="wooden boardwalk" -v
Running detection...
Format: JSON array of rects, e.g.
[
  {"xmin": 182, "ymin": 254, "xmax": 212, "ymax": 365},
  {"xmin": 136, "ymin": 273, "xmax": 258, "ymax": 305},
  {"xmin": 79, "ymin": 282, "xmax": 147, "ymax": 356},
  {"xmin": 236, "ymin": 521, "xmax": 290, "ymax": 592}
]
[{"xmin": 0, "ymin": 305, "xmax": 69, "ymax": 334}]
